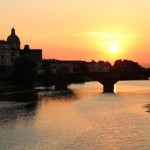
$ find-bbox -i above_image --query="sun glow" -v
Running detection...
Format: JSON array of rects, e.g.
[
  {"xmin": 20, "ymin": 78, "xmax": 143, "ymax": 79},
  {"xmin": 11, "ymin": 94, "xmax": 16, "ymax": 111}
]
[{"xmin": 109, "ymin": 45, "xmax": 118, "ymax": 53}]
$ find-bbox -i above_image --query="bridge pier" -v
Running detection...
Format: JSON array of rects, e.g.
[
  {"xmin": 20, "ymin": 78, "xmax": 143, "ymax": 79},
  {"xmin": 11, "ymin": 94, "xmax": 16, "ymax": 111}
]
[
  {"xmin": 103, "ymin": 82, "xmax": 115, "ymax": 93},
  {"xmin": 99, "ymin": 79, "xmax": 118, "ymax": 93}
]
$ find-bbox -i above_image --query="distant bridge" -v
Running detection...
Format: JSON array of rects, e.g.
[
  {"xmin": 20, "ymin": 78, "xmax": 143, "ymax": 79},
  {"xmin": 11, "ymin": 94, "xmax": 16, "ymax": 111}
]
[{"xmin": 52, "ymin": 72, "xmax": 150, "ymax": 93}]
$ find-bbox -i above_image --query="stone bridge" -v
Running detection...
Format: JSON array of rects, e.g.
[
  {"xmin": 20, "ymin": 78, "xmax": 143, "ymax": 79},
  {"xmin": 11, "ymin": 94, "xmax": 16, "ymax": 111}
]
[{"xmin": 52, "ymin": 72, "xmax": 149, "ymax": 93}]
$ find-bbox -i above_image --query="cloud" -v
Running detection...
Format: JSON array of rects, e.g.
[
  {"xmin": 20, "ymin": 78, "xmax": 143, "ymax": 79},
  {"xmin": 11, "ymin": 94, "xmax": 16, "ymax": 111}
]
[{"xmin": 99, "ymin": 40, "xmax": 120, "ymax": 45}]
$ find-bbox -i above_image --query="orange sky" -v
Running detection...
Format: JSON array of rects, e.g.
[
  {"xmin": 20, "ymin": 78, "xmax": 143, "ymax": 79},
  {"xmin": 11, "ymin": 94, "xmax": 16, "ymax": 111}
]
[{"xmin": 1, "ymin": 0, "xmax": 150, "ymax": 66}]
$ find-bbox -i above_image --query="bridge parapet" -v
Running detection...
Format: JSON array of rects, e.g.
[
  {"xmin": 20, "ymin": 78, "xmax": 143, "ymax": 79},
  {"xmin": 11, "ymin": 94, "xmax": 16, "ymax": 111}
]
[{"xmin": 51, "ymin": 72, "xmax": 149, "ymax": 92}]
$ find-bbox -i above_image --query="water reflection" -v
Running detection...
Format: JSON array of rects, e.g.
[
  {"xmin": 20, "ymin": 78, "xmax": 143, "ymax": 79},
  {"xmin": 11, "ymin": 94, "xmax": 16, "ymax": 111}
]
[
  {"xmin": 38, "ymin": 89, "xmax": 77, "ymax": 101},
  {"xmin": 101, "ymin": 92, "xmax": 118, "ymax": 96},
  {"xmin": 0, "ymin": 90, "xmax": 77, "ymax": 127},
  {"xmin": 0, "ymin": 92, "xmax": 38, "ymax": 127},
  {"xmin": 0, "ymin": 82, "xmax": 150, "ymax": 149},
  {"xmin": 144, "ymin": 104, "xmax": 150, "ymax": 113},
  {"xmin": 0, "ymin": 102, "xmax": 37, "ymax": 126}
]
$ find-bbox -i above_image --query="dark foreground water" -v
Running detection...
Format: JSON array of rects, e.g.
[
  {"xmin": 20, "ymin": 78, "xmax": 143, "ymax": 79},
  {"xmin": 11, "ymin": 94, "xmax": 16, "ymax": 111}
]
[{"xmin": 0, "ymin": 81, "xmax": 150, "ymax": 150}]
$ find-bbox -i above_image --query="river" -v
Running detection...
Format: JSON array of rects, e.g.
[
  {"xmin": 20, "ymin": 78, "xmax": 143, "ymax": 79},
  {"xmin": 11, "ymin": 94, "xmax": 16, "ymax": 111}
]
[{"xmin": 0, "ymin": 81, "xmax": 150, "ymax": 150}]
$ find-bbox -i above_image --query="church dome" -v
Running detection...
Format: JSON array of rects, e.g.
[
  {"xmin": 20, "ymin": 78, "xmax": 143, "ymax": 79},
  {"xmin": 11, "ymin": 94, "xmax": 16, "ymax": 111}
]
[
  {"xmin": 7, "ymin": 28, "xmax": 20, "ymax": 44},
  {"xmin": 7, "ymin": 27, "xmax": 20, "ymax": 49},
  {"xmin": 7, "ymin": 34, "xmax": 20, "ymax": 44}
]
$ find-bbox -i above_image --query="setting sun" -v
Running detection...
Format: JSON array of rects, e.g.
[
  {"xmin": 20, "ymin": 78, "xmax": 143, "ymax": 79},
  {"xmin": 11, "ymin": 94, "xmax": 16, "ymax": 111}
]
[{"xmin": 109, "ymin": 45, "xmax": 118, "ymax": 53}]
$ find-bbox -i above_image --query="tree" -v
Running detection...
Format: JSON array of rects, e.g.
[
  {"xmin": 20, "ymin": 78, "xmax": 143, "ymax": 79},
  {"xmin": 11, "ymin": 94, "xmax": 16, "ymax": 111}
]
[
  {"xmin": 113, "ymin": 59, "xmax": 144, "ymax": 73},
  {"xmin": 13, "ymin": 55, "xmax": 37, "ymax": 88},
  {"xmin": 113, "ymin": 59, "xmax": 123, "ymax": 72},
  {"xmin": 105, "ymin": 61, "xmax": 112, "ymax": 69},
  {"xmin": 98, "ymin": 60, "xmax": 105, "ymax": 64}
]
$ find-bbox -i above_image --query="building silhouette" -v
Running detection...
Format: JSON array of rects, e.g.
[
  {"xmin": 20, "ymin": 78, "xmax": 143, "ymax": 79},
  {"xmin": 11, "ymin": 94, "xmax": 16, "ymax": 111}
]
[
  {"xmin": 0, "ymin": 40, "xmax": 12, "ymax": 66},
  {"xmin": 0, "ymin": 27, "xmax": 42, "ymax": 66},
  {"xmin": 7, "ymin": 27, "xmax": 20, "ymax": 50},
  {"xmin": 20, "ymin": 44, "xmax": 42, "ymax": 62}
]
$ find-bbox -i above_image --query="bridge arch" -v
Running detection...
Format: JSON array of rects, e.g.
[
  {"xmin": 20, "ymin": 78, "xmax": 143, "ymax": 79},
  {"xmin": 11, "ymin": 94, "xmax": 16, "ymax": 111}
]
[{"xmin": 52, "ymin": 72, "xmax": 149, "ymax": 93}]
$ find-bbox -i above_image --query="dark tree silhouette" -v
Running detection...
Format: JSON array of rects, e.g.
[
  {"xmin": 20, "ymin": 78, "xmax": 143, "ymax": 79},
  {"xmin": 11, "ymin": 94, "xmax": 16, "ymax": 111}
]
[
  {"xmin": 113, "ymin": 59, "xmax": 144, "ymax": 73},
  {"xmin": 144, "ymin": 68, "xmax": 150, "ymax": 76},
  {"xmin": 13, "ymin": 55, "xmax": 37, "ymax": 88},
  {"xmin": 113, "ymin": 59, "xmax": 123, "ymax": 72},
  {"xmin": 98, "ymin": 60, "xmax": 112, "ymax": 72},
  {"xmin": 105, "ymin": 61, "xmax": 112, "ymax": 69}
]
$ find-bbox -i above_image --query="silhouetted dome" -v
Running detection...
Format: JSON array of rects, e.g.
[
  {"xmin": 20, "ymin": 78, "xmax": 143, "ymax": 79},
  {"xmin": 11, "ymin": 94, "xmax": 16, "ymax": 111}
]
[{"xmin": 7, "ymin": 27, "xmax": 20, "ymax": 44}]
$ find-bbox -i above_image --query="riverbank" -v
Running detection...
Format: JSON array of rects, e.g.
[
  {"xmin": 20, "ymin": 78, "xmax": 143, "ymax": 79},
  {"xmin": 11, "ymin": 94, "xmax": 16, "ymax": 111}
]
[
  {"xmin": 0, "ymin": 85, "xmax": 36, "ymax": 95},
  {"xmin": 0, "ymin": 83, "xmax": 54, "ymax": 95},
  {"xmin": 0, "ymin": 86, "xmax": 21, "ymax": 93}
]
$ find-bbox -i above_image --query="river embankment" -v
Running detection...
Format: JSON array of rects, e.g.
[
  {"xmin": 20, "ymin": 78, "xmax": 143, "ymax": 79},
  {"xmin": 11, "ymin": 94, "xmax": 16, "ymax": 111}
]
[
  {"xmin": 0, "ymin": 85, "xmax": 37, "ymax": 95},
  {"xmin": 0, "ymin": 83, "xmax": 54, "ymax": 96}
]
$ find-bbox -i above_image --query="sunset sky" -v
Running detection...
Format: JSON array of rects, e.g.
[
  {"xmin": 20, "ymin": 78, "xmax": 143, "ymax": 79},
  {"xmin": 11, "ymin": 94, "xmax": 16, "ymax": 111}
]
[{"xmin": 1, "ymin": 0, "xmax": 150, "ymax": 66}]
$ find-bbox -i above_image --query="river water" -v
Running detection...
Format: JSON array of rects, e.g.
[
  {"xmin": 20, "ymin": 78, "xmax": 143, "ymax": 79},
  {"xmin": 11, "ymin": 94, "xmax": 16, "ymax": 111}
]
[{"xmin": 0, "ymin": 81, "xmax": 150, "ymax": 150}]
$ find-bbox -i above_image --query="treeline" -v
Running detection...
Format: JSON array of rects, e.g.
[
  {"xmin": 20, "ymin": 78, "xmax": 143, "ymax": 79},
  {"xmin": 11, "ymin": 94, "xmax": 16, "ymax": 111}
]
[{"xmin": 112, "ymin": 59, "xmax": 145, "ymax": 73}]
